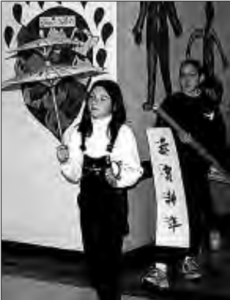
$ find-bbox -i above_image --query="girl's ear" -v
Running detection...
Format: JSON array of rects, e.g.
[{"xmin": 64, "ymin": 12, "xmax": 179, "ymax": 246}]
[
  {"xmin": 200, "ymin": 74, "xmax": 205, "ymax": 83},
  {"xmin": 112, "ymin": 102, "xmax": 117, "ymax": 114}
]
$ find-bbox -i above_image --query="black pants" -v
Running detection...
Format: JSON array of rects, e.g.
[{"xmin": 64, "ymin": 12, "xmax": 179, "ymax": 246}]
[
  {"xmin": 80, "ymin": 213, "xmax": 123, "ymax": 300},
  {"xmin": 78, "ymin": 155, "xmax": 128, "ymax": 300},
  {"xmin": 180, "ymin": 154, "xmax": 215, "ymax": 255}
]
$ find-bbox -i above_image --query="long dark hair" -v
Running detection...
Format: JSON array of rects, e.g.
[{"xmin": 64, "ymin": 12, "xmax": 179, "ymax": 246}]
[{"xmin": 78, "ymin": 80, "xmax": 126, "ymax": 151}]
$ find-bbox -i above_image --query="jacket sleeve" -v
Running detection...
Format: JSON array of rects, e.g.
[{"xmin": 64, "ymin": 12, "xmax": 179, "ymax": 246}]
[
  {"xmin": 60, "ymin": 126, "xmax": 83, "ymax": 184},
  {"xmin": 111, "ymin": 125, "xmax": 143, "ymax": 188}
]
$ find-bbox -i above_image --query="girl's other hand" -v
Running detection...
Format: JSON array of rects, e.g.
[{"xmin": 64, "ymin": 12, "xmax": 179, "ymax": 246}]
[
  {"xmin": 57, "ymin": 144, "xmax": 69, "ymax": 163},
  {"xmin": 178, "ymin": 132, "xmax": 192, "ymax": 144},
  {"xmin": 105, "ymin": 167, "xmax": 117, "ymax": 187}
]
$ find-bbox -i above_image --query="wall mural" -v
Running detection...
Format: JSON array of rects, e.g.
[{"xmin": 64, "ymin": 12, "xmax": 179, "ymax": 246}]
[
  {"xmin": 186, "ymin": 1, "xmax": 229, "ymax": 108},
  {"xmin": 2, "ymin": 2, "xmax": 117, "ymax": 141},
  {"xmin": 186, "ymin": 2, "xmax": 228, "ymax": 78},
  {"xmin": 132, "ymin": 2, "xmax": 183, "ymax": 111}
]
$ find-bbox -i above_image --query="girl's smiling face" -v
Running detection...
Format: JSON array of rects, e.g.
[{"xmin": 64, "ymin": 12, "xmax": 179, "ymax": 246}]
[
  {"xmin": 88, "ymin": 86, "xmax": 112, "ymax": 119},
  {"xmin": 180, "ymin": 63, "xmax": 201, "ymax": 96}
]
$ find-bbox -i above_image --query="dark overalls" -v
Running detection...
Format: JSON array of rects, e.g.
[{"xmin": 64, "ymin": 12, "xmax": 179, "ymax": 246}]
[{"xmin": 78, "ymin": 141, "xmax": 128, "ymax": 300}]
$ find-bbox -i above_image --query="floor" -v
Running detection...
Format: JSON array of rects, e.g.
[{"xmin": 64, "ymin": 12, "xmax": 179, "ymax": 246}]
[
  {"xmin": 2, "ymin": 226, "xmax": 230, "ymax": 300},
  {"xmin": 2, "ymin": 275, "xmax": 150, "ymax": 300}
]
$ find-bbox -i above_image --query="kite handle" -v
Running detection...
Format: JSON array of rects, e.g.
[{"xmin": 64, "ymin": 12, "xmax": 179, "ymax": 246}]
[{"xmin": 50, "ymin": 85, "xmax": 63, "ymax": 142}]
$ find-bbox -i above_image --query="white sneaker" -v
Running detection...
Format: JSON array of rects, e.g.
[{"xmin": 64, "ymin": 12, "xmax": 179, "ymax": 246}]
[
  {"xmin": 142, "ymin": 266, "xmax": 170, "ymax": 290},
  {"xmin": 182, "ymin": 256, "xmax": 202, "ymax": 280}
]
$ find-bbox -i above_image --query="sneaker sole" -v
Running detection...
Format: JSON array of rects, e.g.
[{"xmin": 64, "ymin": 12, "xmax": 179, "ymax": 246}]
[
  {"xmin": 142, "ymin": 278, "xmax": 170, "ymax": 290},
  {"xmin": 184, "ymin": 273, "xmax": 202, "ymax": 280}
]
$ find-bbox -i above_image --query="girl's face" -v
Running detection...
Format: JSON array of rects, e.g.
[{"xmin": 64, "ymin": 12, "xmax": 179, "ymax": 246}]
[
  {"xmin": 88, "ymin": 86, "xmax": 112, "ymax": 119},
  {"xmin": 180, "ymin": 64, "xmax": 200, "ymax": 95}
]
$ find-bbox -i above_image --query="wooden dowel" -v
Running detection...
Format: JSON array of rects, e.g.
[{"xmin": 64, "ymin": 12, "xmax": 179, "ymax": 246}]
[{"xmin": 153, "ymin": 105, "xmax": 230, "ymax": 181}]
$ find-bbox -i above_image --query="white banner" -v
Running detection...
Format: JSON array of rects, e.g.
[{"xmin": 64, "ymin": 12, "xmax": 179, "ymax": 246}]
[{"xmin": 147, "ymin": 127, "xmax": 190, "ymax": 248}]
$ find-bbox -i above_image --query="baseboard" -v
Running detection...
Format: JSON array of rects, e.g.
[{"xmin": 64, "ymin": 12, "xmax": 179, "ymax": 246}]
[
  {"xmin": 2, "ymin": 239, "xmax": 84, "ymax": 263},
  {"xmin": 2, "ymin": 240, "xmax": 88, "ymax": 286},
  {"xmin": 2, "ymin": 239, "xmax": 189, "ymax": 270}
]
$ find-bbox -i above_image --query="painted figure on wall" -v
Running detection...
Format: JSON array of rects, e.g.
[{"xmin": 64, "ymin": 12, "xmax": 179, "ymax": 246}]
[
  {"xmin": 186, "ymin": 2, "xmax": 229, "ymax": 107},
  {"xmin": 132, "ymin": 2, "xmax": 183, "ymax": 111},
  {"xmin": 186, "ymin": 2, "xmax": 228, "ymax": 78}
]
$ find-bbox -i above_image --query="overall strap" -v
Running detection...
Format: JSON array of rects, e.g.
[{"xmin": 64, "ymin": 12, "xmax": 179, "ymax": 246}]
[
  {"xmin": 106, "ymin": 138, "xmax": 115, "ymax": 153},
  {"xmin": 107, "ymin": 125, "xmax": 122, "ymax": 153},
  {"xmin": 80, "ymin": 133, "xmax": 86, "ymax": 152}
]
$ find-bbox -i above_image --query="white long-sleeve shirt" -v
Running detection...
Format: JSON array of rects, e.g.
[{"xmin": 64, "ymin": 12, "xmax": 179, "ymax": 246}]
[{"xmin": 60, "ymin": 115, "xmax": 143, "ymax": 188}]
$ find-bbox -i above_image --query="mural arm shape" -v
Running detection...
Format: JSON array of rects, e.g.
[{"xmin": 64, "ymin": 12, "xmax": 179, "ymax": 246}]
[
  {"xmin": 186, "ymin": 29, "xmax": 204, "ymax": 58},
  {"xmin": 166, "ymin": 2, "xmax": 183, "ymax": 37},
  {"xmin": 212, "ymin": 29, "xmax": 229, "ymax": 70},
  {"xmin": 132, "ymin": 1, "xmax": 148, "ymax": 46}
]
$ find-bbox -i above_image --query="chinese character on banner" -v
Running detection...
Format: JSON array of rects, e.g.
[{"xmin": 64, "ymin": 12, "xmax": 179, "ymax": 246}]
[
  {"xmin": 156, "ymin": 137, "xmax": 170, "ymax": 156},
  {"xmin": 165, "ymin": 215, "xmax": 182, "ymax": 233},
  {"xmin": 163, "ymin": 189, "xmax": 177, "ymax": 206},
  {"xmin": 159, "ymin": 164, "xmax": 173, "ymax": 182}
]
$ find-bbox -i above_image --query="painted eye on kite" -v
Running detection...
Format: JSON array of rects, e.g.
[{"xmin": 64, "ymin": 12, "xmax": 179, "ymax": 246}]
[{"xmin": 73, "ymin": 31, "xmax": 88, "ymax": 43}]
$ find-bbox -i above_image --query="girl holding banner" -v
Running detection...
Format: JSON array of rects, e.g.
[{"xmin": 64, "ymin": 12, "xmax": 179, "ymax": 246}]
[{"xmin": 143, "ymin": 59, "xmax": 228, "ymax": 289}]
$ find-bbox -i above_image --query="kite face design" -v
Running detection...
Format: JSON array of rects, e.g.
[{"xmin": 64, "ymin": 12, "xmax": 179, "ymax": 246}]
[{"xmin": 3, "ymin": 3, "xmax": 115, "ymax": 140}]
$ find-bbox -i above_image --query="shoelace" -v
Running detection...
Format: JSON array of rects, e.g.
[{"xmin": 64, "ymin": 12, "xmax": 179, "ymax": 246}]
[{"xmin": 146, "ymin": 268, "xmax": 167, "ymax": 283}]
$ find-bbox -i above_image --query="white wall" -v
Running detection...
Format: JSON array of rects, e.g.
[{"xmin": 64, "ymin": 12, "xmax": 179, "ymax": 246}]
[{"xmin": 2, "ymin": 89, "xmax": 84, "ymax": 250}]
